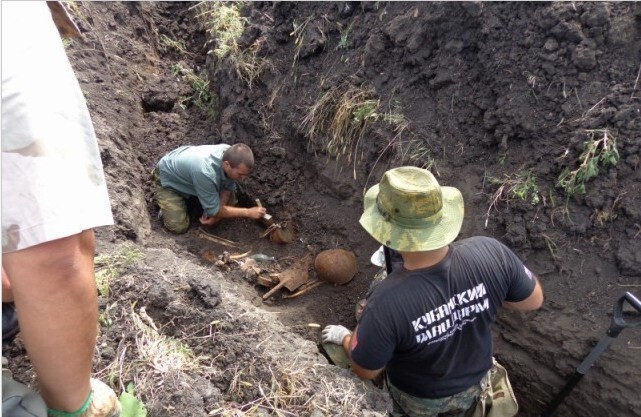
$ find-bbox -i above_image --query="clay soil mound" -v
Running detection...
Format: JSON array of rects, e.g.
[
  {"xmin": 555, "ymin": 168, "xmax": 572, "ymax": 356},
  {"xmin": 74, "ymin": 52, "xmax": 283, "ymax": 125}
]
[{"xmin": 4, "ymin": 2, "xmax": 641, "ymax": 417}]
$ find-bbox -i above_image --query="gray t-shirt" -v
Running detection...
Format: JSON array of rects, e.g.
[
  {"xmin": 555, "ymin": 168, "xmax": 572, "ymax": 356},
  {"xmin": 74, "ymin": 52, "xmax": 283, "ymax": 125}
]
[
  {"xmin": 157, "ymin": 144, "xmax": 237, "ymax": 216},
  {"xmin": 352, "ymin": 236, "xmax": 536, "ymax": 398}
]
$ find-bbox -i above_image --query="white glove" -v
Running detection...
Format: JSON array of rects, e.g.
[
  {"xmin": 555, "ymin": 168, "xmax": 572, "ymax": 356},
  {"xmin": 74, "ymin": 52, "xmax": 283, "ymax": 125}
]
[
  {"xmin": 87, "ymin": 378, "xmax": 121, "ymax": 417},
  {"xmin": 322, "ymin": 325, "xmax": 351, "ymax": 345}
]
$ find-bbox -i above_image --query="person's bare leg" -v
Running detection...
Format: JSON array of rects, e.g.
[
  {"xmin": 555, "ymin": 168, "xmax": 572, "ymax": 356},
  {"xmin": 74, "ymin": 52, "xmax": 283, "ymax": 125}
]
[
  {"xmin": 2, "ymin": 268, "xmax": 13, "ymax": 302},
  {"xmin": 3, "ymin": 229, "xmax": 98, "ymax": 412}
]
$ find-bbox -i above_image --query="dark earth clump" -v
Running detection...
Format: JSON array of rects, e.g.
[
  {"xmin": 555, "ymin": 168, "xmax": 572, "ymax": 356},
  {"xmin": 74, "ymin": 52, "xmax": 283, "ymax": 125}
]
[{"xmin": 4, "ymin": 2, "xmax": 641, "ymax": 417}]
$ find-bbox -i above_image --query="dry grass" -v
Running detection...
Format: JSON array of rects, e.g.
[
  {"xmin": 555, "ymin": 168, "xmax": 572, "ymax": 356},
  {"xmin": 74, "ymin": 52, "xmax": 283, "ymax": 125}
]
[
  {"xmin": 484, "ymin": 169, "xmax": 540, "ymax": 228},
  {"xmin": 194, "ymin": 2, "xmax": 272, "ymax": 88},
  {"xmin": 160, "ymin": 34, "xmax": 188, "ymax": 54},
  {"xmin": 593, "ymin": 191, "xmax": 626, "ymax": 227},
  {"xmin": 96, "ymin": 303, "xmax": 205, "ymax": 398},
  {"xmin": 301, "ymin": 84, "xmax": 410, "ymax": 180},
  {"xmin": 94, "ymin": 245, "xmax": 143, "ymax": 297},
  {"xmin": 63, "ymin": 1, "xmax": 90, "ymax": 28},
  {"xmin": 392, "ymin": 137, "xmax": 432, "ymax": 168},
  {"xmin": 290, "ymin": 16, "xmax": 315, "ymax": 69},
  {"xmin": 541, "ymin": 233, "xmax": 560, "ymax": 261},
  {"xmin": 208, "ymin": 363, "xmax": 372, "ymax": 417}
]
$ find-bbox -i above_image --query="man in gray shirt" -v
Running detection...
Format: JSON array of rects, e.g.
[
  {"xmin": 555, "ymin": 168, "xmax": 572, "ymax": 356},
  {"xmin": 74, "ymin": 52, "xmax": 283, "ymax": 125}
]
[{"xmin": 154, "ymin": 143, "xmax": 266, "ymax": 233}]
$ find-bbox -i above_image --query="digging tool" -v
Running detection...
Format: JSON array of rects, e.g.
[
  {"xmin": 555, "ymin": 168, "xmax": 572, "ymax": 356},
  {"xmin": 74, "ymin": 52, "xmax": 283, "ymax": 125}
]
[
  {"xmin": 255, "ymin": 199, "xmax": 273, "ymax": 222},
  {"xmin": 257, "ymin": 274, "xmax": 276, "ymax": 287},
  {"xmin": 283, "ymin": 279, "xmax": 323, "ymax": 299},
  {"xmin": 541, "ymin": 291, "xmax": 641, "ymax": 417},
  {"xmin": 262, "ymin": 254, "xmax": 313, "ymax": 300}
]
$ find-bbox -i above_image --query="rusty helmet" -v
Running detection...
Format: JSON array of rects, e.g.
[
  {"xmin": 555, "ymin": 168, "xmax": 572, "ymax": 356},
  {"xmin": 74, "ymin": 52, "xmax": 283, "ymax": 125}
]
[{"xmin": 314, "ymin": 249, "xmax": 357, "ymax": 285}]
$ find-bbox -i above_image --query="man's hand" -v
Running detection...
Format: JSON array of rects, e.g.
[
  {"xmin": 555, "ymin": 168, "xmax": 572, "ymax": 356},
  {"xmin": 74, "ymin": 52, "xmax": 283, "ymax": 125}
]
[
  {"xmin": 322, "ymin": 325, "xmax": 351, "ymax": 345},
  {"xmin": 246, "ymin": 206, "xmax": 267, "ymax": 220},
  {"xmin": 199, "ymin": 215, "xmax": 220, "ymax": 226}
]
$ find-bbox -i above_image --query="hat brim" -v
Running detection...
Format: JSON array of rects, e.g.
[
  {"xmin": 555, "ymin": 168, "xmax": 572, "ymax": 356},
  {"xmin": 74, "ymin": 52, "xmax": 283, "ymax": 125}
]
[{"xmin": 359, "ymin": 183, "xmax": 464, "ymax": 252}]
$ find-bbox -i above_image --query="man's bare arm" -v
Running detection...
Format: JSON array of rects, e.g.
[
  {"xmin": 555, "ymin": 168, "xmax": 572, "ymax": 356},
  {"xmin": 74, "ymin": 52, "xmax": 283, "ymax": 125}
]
[
  {"xmin": 345, "ymin": 327, "xmax": 385, "ymax": 380},
  {"xmin": 503, "ymin": 277, "xmax": 544, "ymax": 311}
]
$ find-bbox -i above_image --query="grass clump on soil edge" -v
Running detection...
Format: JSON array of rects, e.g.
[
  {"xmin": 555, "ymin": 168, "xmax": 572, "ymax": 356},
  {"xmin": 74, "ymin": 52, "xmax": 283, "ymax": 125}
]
[
  {"xmin": 194, "ymin": 1, "xmax": 271, "ymax": 89},
  {"xmin": 300, "ymin": 82, "xmax": 435, "ymax": 183}
]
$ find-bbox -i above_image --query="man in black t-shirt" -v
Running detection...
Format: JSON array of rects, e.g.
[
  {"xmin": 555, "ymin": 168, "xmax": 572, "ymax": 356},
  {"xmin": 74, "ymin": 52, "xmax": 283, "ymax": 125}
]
[{"xmin": 322, "ymin": 166, "xmax": 544, "ymax": 417}]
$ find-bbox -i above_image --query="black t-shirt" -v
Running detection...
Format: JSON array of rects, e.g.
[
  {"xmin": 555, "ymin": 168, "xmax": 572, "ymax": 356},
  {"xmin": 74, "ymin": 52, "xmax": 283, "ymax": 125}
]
[{"xmin": 351, "ymin": 236, "xmax": 536, "ymax": 398}]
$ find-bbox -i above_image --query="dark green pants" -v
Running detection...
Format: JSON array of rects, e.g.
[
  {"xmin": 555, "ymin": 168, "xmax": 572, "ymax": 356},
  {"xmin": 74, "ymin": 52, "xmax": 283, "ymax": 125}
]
[{"xmin": 153, "ymin": 168, "xmax": 190, "ymax": 234}]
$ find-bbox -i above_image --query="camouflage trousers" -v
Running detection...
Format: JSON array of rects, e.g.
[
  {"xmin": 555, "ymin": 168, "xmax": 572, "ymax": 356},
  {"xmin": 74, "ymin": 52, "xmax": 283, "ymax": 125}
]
[
  {"xmin": 153, "ymin": 168, "xmax": 237, "ymax": 234},
  {"xmin": 153, "ymin": 168, "xmax": 190, "ymax": 234},
  {"xmin": 387, "ymin": 376, "xmax": 485, "ymax": 417}
]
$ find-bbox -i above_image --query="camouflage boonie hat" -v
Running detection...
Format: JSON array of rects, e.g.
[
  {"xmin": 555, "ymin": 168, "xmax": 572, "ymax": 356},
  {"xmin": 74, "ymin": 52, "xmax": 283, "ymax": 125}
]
[{"xmin": 359, "ymin": 166, "xmax": 464, "ymax": 252}]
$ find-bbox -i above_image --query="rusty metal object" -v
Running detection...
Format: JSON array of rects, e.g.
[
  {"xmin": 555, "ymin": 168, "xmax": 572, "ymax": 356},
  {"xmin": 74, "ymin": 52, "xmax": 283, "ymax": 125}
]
[
  {"xmin": 282, "ymin": 279, "xmax": 323, "ymax": 299},
  {"xmin": 270, "ymin": 221, "xmax": 294, "ymax": 244},
  {"xmin": 262, "ymin": 254, "xmax": 314, "ymax": 300},
  {"xmin": 257, "ymin": 274, "xmax": 276, "ymax": 287},
  {"xmin": 253, "ymin": 203, "xmax": 295, "ymax": 244},
  {"xmin": 259, "ymin": 220, "xmax": 295, "ymax": 244},
  {"xmin": 314, "ymin": 249, "xmax": 357, "ymax": 285}
]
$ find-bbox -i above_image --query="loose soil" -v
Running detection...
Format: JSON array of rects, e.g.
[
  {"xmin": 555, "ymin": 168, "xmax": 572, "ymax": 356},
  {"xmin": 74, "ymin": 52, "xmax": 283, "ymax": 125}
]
[{"xmin": 4, "ymin": 2, "xmax": 641, "ymax": 417}]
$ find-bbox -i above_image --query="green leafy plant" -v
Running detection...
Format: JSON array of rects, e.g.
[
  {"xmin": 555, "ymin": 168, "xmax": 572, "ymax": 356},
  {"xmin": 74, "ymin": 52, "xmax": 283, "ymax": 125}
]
[
  {"xmin": 336, "ymin": 22, "xmax": 354, "ymax": 50},
  {"xmin": 170, "ymin": 63, "xmax": 216, "ymax": 117},
  {"xmin": 62, "ymin": 38, "xmax": 74, "ymax": 49},
  {"xmin": 95, "ymin": 245, "xmax": 142, "ymax": 297},
  {"xmin": 98, "ymin": 312, "xmax": 113, "ymax": 328},
  {"xmin": 352, "ymin": 100, "xmax": 378, "ymax": 122},
  {"xmin": 119, "ymin": 383, "xmax": 147, "ymax": 417},
  {"xmin": 485, "ymin": 169, "xmax": 540, "ymax": 228},
  {"xmin": 557, "ymin": 129, "xmax": 619, "ymax": 196},
  {"xmin": 160, "ymin": 34, "xmax": 187, "ymax": 54}
]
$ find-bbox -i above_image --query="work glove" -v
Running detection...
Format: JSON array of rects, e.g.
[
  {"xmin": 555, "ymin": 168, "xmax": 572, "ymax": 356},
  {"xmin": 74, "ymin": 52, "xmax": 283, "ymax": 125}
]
[
  {"xmin": 49, "ymin": 378, "xmax": 121, "ymax": 417},
  {"xmin": 84, "ymin": 378, "xmax": 121, "ymax": 417},
  {"xmin": 322, "ymin": 325, "xmax": 351, "ymax": 345}
]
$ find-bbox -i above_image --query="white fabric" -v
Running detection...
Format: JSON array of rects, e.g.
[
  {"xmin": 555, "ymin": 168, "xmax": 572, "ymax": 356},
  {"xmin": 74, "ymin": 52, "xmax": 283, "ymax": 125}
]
[{"xmin": 1, "ymin": 1, "xmax": 113, "ymax": 253}]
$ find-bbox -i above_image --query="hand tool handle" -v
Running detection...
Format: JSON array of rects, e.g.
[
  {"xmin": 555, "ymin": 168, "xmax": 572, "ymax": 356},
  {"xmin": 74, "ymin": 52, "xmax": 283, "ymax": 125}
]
[
  {"xmin": 610, "ymin": 291, "xmax": 641, "ymax": 337},
  {"xmin": 255, "ymin": 199, "xmax": 273, "ymax": 221},
  {"xmin": 541, "ymin": 291, "xmax": 641, "ymax": 417},
  {"xmin": 262, "ymin": 279, "xmax": 287, "ymax": 300},
  {"xmin": 623, "ymin": 291, "xmax": 641, "ymax": 312}
]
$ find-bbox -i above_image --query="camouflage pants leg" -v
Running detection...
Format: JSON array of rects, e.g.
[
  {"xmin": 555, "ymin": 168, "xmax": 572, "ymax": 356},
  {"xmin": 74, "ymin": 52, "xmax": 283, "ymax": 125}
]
[
  {"xmin": 153, "ymin": 169, "xmax": 190, "ymax": 234},
  {"xmin": 387, "ymin": 380, "xmax": 481, "ymax": 417}
]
